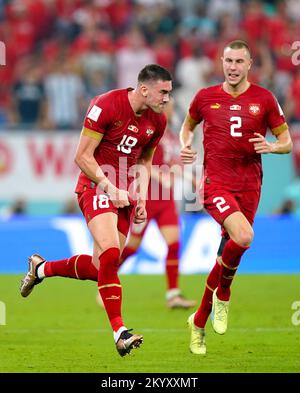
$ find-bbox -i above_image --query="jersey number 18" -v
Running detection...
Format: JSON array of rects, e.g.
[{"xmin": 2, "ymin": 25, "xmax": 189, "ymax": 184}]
[{"xmin": 117, "ymin": 135, "xmax": 138, "ymax": 154}]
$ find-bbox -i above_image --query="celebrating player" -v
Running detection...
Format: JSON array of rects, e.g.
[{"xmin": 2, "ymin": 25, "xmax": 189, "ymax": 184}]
[
  {"xmin": 20, "ymin": 64, "xmax": 173, "ymax": 357},
  {"xmin": 180, "ymin": 40, "xmax": 293, "ymax": 355}
]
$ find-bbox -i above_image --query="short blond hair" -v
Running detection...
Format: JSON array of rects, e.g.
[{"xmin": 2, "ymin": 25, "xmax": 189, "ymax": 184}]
[{"xmin": 224, "ymin": 40, "xmax": 251, "ymax": 57}]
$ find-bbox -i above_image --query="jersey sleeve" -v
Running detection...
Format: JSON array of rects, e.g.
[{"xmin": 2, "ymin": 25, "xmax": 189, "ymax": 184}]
[
  {"xmin": 189, "ymin": 89, "xmax": 205, "ymax": 123},
  {"xmin": 266, "ymin": 93, "xmax": 288, "ymax": 136},
  {"xmin": 145, "ymin": 114, "xmax": 167, "ymax": 149},
  {"xmin": 82, "ymin": 95, "xmax": 112, "ymax": 141}
]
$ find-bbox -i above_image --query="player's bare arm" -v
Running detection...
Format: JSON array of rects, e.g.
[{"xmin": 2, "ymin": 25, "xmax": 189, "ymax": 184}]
[
  {"xmin": 75, "ymin": 132, "xmax": 129, "ymax": 208},
  {"xmin": 180, "ymin": 113, "xmax": 198, "ymax": 164},
  {"xmin": 249, "ymin": 129, "xmax": 293, "ymax": 154}
]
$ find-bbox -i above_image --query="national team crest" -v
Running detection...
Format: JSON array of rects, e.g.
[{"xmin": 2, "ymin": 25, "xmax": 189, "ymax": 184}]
[{"xmin": 249, "ymin": 104, "xmax": 260, "ymax": 115}]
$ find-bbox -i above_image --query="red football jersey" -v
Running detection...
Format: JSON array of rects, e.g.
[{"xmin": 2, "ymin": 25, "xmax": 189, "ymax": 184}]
[
  {"xmin": 189, "ymin": 84, "xmax": 288, "ymax": 191},
  {"xmin": 148, "ymin": 128, "xmax": 181, "ymax": 200},
  {"xmin": 75, "ymin": 88, "xmax": 167, "ymax": 192}
]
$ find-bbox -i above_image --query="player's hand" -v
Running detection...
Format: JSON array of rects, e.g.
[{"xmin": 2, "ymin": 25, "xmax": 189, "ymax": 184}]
[
  {"xmin": 133, "ymin": 201, "xmax": 147, "ymax": 224},
  {"xmin": 180, "ymin": 145, "xmax": 197, "ymax": 164},
  {"xmin": 107, "ymin": 187, "xmax": 130, "ymax": 208},
  {"xmin": 249, "ymin": 133, "xmax": 274, "ymax": 154}
]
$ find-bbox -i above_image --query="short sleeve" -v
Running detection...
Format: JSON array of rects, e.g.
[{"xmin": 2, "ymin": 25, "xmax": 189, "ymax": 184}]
[
  {"xmin": 266, "ymin": 93, "xmax": 288, "ymax": 136},
  {"xmin": 82, "ymin": 95, "xmax": 112, "ymax": 141},
  {"xmin": 189, "ymin": 89, "xmax": 205, "ymax": 123}
]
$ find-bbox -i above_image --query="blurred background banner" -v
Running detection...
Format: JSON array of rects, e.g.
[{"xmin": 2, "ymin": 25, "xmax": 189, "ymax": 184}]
[
  {"xmin": 0, "ymin": 132, "xmax": 79, "ymax": 200},
  {"xmin": 1, "ymin": 214, "xmax": 299, "ymax": 274}
]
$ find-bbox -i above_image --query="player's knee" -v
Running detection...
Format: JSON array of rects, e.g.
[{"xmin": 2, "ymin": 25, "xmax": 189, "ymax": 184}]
[
  {"xmin": 167, "ymin": 241, "xmax": 179, "ymax": 260},
  {"xmin": 235, "ymin": 227, "xmax": 254, "ymax": 247}
]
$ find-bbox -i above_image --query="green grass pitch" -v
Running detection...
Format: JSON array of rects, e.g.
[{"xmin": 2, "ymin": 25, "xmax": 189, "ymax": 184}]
[{"xmin": 0, "ymin": 274, "xmax": 299, "ymax": 373}]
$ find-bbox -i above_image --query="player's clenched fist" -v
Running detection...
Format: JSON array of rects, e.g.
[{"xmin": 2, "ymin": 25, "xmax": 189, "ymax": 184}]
[
  {"xmin": 108, "ymin": 187, "xmax": 130, "ymax": 208},
  {"xmin": 133, "ymin": 202, "xmax": 147, "ymax": 224}
]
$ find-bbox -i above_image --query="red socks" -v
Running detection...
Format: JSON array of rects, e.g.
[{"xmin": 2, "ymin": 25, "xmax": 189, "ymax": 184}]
[
  {"xmin": 217, "ymin": 239, "xmax": 249, "ymax": 301},
  {"xmin": 121, "ymin": 241, "xmax": 180, "ymax": 291},
  {"xmin": 44, "ymin": 249, "xmax": 125, "ymax": 333},
  {"xmin": 44, "ymin": 255, "xmax": 98, "ymax": 281},
  {"xmin": 165, "ymin": 241, "xmax": 179, "ymax": 290},
  {"xmin": 98, "ymin": 247, "xmax": 124, "ymax": 332},
  {"xmin": 194, "ymin": 260, "xmax": 221, "ymax": 328}
]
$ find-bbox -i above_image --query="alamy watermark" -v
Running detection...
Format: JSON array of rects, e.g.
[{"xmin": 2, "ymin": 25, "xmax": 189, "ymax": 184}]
[
  {"xmin": 95, "ymin": 158, "xmax": 204, "ymax": 212},
  {"xmin": 0, "ymin": 41, "xmax": 6, "ymax": 65},
  {"xmin": 291, "ymin": 301, "xmax": 300, "ymax": 326},
  {"xmin": 0, "ymin": 301, "xmax": 6, "ymax": 325}
]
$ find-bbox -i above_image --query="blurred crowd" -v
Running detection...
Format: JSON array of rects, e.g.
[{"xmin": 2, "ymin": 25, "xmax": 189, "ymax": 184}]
[
  {"xmin": 0, "ymin": 0, "xmax": 300, "ymax": 215},
  {"xmin": 0, "ymin": 0, "xmax": 300, "ymax": 130}
]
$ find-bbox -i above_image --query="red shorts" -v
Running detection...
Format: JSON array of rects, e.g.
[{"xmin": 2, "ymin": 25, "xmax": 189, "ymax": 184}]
[
  {"xmin": 203, "ymin": 183, "xmax": 261, "ymax": 227},
  {"xmin": 130, "ymin": 196, "xmax": 179, "ymax": 237},
  {"xmin": 77, "ymin": 187, "xmax": 133, "ymax": 237}
]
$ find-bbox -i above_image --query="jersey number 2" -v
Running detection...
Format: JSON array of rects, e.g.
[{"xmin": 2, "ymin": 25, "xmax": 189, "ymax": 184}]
[
  {"xmin": 213, "ymin": 196, "xmax": 230, "ymax": 213},
  {"xmin": 117, "ymin": 135, "xmax": 138, "ymax": 154},
  {"xmin": 230, "ymin": 116, "xmax": 242, "ymax": 137}
]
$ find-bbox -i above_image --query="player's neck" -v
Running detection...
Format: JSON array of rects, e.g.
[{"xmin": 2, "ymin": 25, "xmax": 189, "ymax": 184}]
[
  {"xmin": 223, "ymin": 80, "xmax": 250, "ymax": 97},
  {"xmin": 128, "ymin": 89, "xmax": 146, "ymax": 117}
]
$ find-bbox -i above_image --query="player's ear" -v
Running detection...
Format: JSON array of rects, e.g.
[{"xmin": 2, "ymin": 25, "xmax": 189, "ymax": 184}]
[
  {"xmin": 248, "ymin": 58, "xmax": 253, "ymax": 70},
  {"xmin": 140, "ymin": 84, "xmax": 148, "ymax": 97}
]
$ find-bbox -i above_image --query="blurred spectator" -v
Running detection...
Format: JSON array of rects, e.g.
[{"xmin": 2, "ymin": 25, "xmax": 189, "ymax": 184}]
[
  {"xmin": 10, "ymin": 64, "xmax": 45, "ymax": 129},
  {"xmin": 207, "ymin": 0, "xmax": 240, "ymax": 21},
  {"xmin": 274, "ymin": 199, "xmax": 295, "ymax": 215},
  {"xmin": 286, "ymin": 0, "xmax": 300, "ymax": 21},
  {"xmin": 240, "ymin": 0, "xmax": 266, "ymax": 47},
  {"xmin": 174, "ymin": 46, "xmax": 213, "ymax": 117},
  {"xmin": 284, "ymin": 68, "xmax": 300, "ymax": 124},
  {"xmin": 152, "ymin": 35, "xmax": 176, "ymax": 75},
  {"xmin": 0, "ymin": 197, "xmax": 27, "ymax": 219},
  {"xmin": 115, "ymin": 27, "xmax": 155, "ymax": 88},
  {"xmin": 76, "ymin": 26, "xmax": 114, "ymax": 93},
  {"xmin": 43, "ymin": 57, "xmax": 86, "ymax": 130},
  {"xmin": 179, "ymin": 3, "xmax": 216, "ymax": 41},
  {"xmin": 281, "ymin": 178, "xmax": 300, "ymax": 214},
  {"xmin": 84, "ymin": 69, "xmax": 111, "ymax": 100},
  {"xmin": 0, "ymin": 0, "xmax": 298, "ymax": 137}
]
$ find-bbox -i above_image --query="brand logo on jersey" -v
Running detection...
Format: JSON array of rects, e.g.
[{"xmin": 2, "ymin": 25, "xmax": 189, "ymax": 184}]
[
  {"xmin": 146, "ymin": 128, "xmax": 154, "ymax": 136},
  {"xmin": 210, "ymin": 103, "xmax": 221, "ymax": 109},
  {"xmin": 230, "ymin": 104, "xmax": 241, "ymax": 111},
  {"xmin": 87, "ymin": 105, "xmax": 102, "ymax": 121},
  {"xmin": 249, "ymin": 104, "xmax": 260, "ymax": 115},
  {"xmin": 128, "ymin": 124, "xmax": 139, "ymax": 133}
]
